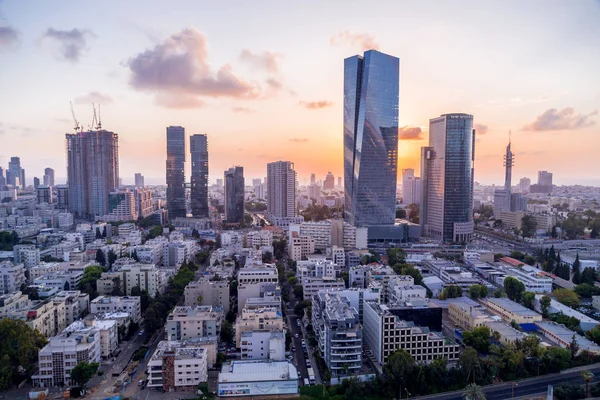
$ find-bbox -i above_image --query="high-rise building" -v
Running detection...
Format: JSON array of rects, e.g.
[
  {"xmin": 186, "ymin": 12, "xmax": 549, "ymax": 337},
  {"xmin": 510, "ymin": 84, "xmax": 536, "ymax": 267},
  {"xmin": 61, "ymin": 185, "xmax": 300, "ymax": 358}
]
[
  {"xmin": 43, "ymin": 168, "xmax": 55, "ymax": 186},
  {"xmin": 252, "ymin": 178, "xmax": 262, "ymax": 187},
  {"xmin": 33, "ymin": 177, "xmax": 40, "ymax": 188},
  {"xmin": 337, "ymin": 176, "xmax": 342, "ymax": 188},
  {"xmin": 402, "ymin": 168, "xmax": 421, "ymax": 205},
  {"xmin": 323, "ymin": 172, "xmax": 335, "ymax": 190},
  {"xmin": 344, "ymin": 50, "xmax": 399, "ymax": 227},
  {"xmin": 518, "ymin": 177, "xmax": 531, "ymax": 193},
  {"xmin": 166, "ymin": 126, "xmax": 186, "ymax": 220},
  {"xmin": 421, "ymin": 113, "xmax": 475, "ymax": 243},
  {"xmin": 66, "ymin": 130, "xmax": 119, "ymax": 219},
  {"xmin": 190, "ymin": 134, "xmax": 209, "ymax": 218},
  {"xmin": 310, "ymin": 173, "xmax": 316, "ymax": 185},
  {"xmin": 36, "ymin": 185, "xmax": 53, "ymax": 204},
  {"xmin": 266, "ymin": 161, "xmax": 297, "ymax": 223},
  {"xmin": 224, "ymin": 166, "xmax": 245, "ymax": 223},
  {"xmin": 0, "ymin": 167, "xmax": 5, "ymax": 186},
  {"xmin": 7, "ymin": 156, "xmax": 25, "ymax": 187},
  {"xmin": 216, "ymin": 178, "xmax": 223, "ymax": 187},
  {"xmin": 538, "ymin": 171, "xmax": 553, "ymax": 186},
  {"xmin": 134, "ymin": 173, "xmax": 144, "ymax": 188}
]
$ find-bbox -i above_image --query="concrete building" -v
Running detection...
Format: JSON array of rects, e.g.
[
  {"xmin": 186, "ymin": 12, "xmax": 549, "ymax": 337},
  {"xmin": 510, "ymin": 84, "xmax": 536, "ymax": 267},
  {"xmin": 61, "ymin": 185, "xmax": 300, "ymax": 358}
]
[
  {"xmin": 224, "ymin": 166, "xmax": 245, "ymax": 224},
  {"xmin": 101, "ymin": 189, "xmax": 137, "ymax": 222},
  {"xmin": 166, "ymin": 126, "xmax": 186, "ymax": 220},
  {"xmin": 190, "ymin": 134, "xmax": 209, "ymax": 218},
  {"xmin": 365, "ymin": 264, "xmax": 398, "ymax": 303},
  {"xmin": 311, "ymin": 292, "xmax": 362, "ymax": 375},
  {"xmin": 289, "ymin": 232, "xmax": 315, "ymax": 261},
  {"xmin": 13, "ymin": 244, "xmax": 40, "ymax": 268},
  {"xmin": 98, "ymin": 264, "xmax": 168, "ymax": 297},
  {"xmin": 363, "ymin": 300, "xmax": 460, "ymax": 365},
  {"xmin": 218, "ymin": 360, "xmax": 298, "ymax": 397},
  {"xmin": 36, "ymin": 185, "xmax": 53, "ymax": 204},
  {"xmin": 421, "ymin": 114, "xmax": 475, "ymax": 243},
  {"xmin": 134, "ymin": 187, "xmax": 154, "ymax": 218},
  {"xmin": 402, "ymin": 169, "xmax": 421, "ymax": 205},
  {"xmin": 245, "ymin": 230, "xmax": 273, "ymax": 249},
  {"xmin": 134, "ymin": 172, "xmax": 144, "ymax": 188},
  {"xmin": 534, "ymin": 295, "xmax": 599, "ymax": 332},
  {"xmin": 7, "ymin": 299, "xmax": 67, "ymax": 337},
  {"xmin": 0, "ymin": 291, "xmax": 30, "ymax": 317},
  {"xmin": 53, "ymin": 290, "xmax": 90, "ymax": 325},
  {"xmin": 448, "ymin": 301, "xmax": 492, "ymax": 331},
  {"xmin": 235, "ymin": 307, "xmax": 284, "ymax": 347},
  {"xmin": 32, "ymin": 328, "xmax": 101, "ymax": 387},
  {"xmin": 240, "ymin": 330, "xmax": 285, "ymax": 361},
  {"xmin": 166, "ymin": 305, "xmax": 224, "ymax": 341},
  {"xmin": 294, "ymin": 220, "xmax": 368, "ymax": 251},
  {"xmin": 481, "ymin": 297, "xmax": 542, "ymax": 325},
  {"xmin": 237, "ymin": 265, "xmax": 279, "ymax": 312},
  {"xmin": 266, "ymin": 161, "xmax": 297, "ymax": 226},
  {"xmin": 90, "ymin": 295, "xmax": 141, "ymax": 322},
  {"xmin": 147, "ymin": 340, "xmax": 209, "ymax": 390},
  {"xmin": 535, "ymin": 321, "xmax": 600, "ymax": 355},
  {"xmin": 162, "ymin": 242, "xmax": 190, "ymax": 268},
  {"xmin": 43, "ymin": 167, "xmax": 55, "ymax": 187},
  {"xmin": 65, "ymin": 319, "xmax": 118, "ymax": 359},
  {"xmin": 184, "ymin": 278, "xmax": 230, "ymax": 313},
  {"xmin": 0, "ymin": 261, "xmax": 26, "ymax": 295}
]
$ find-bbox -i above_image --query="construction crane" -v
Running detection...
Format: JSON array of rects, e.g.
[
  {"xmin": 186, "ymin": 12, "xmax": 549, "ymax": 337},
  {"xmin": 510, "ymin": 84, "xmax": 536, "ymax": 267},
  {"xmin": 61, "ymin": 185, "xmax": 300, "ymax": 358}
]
[
  {"xmin": 96, "ymin": 103, "xmax": 102, "ymax": 130},
  {"xmin": 89, "ymin": 103, "xmax": 98, "ymax": 130},
  {"xmin": 70, "ymin": 102, "xmax": 81, "ymax": 133}
]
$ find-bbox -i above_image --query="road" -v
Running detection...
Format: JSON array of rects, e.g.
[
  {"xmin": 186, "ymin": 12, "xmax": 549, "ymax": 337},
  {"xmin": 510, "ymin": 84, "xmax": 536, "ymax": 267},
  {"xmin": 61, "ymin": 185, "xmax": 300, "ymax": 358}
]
[
  {"xmin": 287, "ymin": 311, "xmax": 309, "ymax": 381},
  {"xmin": 412, "ymin": 364, "xmax": 600, "ymax": 400}
]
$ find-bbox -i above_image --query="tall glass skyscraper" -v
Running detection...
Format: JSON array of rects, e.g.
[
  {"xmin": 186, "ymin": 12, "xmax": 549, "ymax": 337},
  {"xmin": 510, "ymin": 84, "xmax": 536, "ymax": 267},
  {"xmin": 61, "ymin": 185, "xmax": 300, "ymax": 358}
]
[
  {"xmin": 190, "ymin": 134, "xmax": 209, "ymax": 218},
  {"xmin": 224, "ymin": 166, "xmax": 244, "ymax": 223},
  {"xmin": 344, "ymin": 50, "xmax": 399, "ymax": 227},
  {"xmin": 420, "ymin": 114, "xmax": 475, "ymax": 243},
  {"xmin": 166, "ymin": 126, "xmax": 186, "ymax": 220}
]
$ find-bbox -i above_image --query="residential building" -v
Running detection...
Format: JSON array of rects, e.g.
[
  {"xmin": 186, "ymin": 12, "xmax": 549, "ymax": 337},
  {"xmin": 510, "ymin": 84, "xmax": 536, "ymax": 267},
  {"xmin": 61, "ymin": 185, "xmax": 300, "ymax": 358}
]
[
  {"xmin": 240, "ymin": 330, "xmax": 285, "ymax": 361},
  {"xmin": 266, "ymin": 161, "xmax": 297, "ymax": 226},
  {"xmin": 323, "ymin": 172, "xmax": 335, "ymax": 190},
  {"xmin": 36, "ymin": 185, "xmax": 53, "ymax": 204},
  {"xmin": 344, "ymin": 50, "xmax": 399, "ymax": 228},
  {"xmin": 43, "ymin": 167, "xmax": 55, "ymax": 187},
  {"xmin": 64, "ymin": 319, "xmax": 118, "ymax": 359},
  {"xmin": 289, "ymin": 232, "xmax": 315, "ymax": 261},
  {"xmin": 237, "ymin": 265, "xmax": 279, "ymax": 311},
  {"xmin": 147, "ymin": 340, "xmax": 209, "ymax": 390},
  {"xmin": 224, "ymin": 166, "xmax": 244, "ymax": 223},
  {"xmin": 163, "ymin": 241, "xmax": 191, "ymax": 268},
  {"xmin": 365, "ymin": 264, "xmax": 398, "ymax": 303},
  {"xmin": 134, "ymin": 172, "xmax": 144, "ymax": 188},
  {"xmin": 245, "ymin": 230, "xmax": 273, "ymax": 249},
  {"xmin": 53, "ymin": 290, "xmax": 90, "ymax": 325},
  {"xmin": 90, "ymin": 295, "xmax": 142, "ymax": 322},
  {"xmin": 101, "ymin": 189, "xmax": 137, "ymax": 221},
  {"xmin": 297, "ymin": 259, "xmax": 338, "ymax": 280},
  {"xmin": 312, "ymin": 292, "xmax": 362, "ymax": 375},
  {"xmin": 33, "ymin": 271, "xmax": 83, "ymax": 292},
  {"xmin": 166, "ymin": 305, "xmax": 224, "ymax": 341},
  {"xmin": 519, "ymin": 177, "xmax": 531, "ymax": 193},
  {"xmin": 0, "ymin": 261, "xmax": 25, "ymax": 295},
  {"xmin": 313, "ymin": 287, "xmax": 380, "ymax": 322},
  {"xmin": 235, "ymin": 307, "xmax": 284, "ymax": 347},
  {"xmin": 13, "ymin": 244, "xmax": 40, "ymax": 267},
  {"xmin": 481, "ymin": 297, "xmax": 542, "ymax": 325},
  {"xmin": 99, "ymin": 264, "xmax": 168, "ymax": 297},
  {"xmin": 56, "ymin": 185, "xmax": 69, "ymax": 210},
  {"xmin": 218, "ymin": 360, "xmax": 298, "ymax": 397},
  {"xmin": 190, "ymin": 134, "xmax": 209, "ymax": 218},
  {"xmin": 8, "ymin": 299, "xmax": 67, "ymax": 338},
  {"xmin": 184, "ymin": 278, "xmax": 230, "ymax": 313},
  {"xmin": 0, "ymin": 291, "xmax": 30, "ymax": 317},
  {"xmin": 66, "ymin": 130, "xmax": 119, "ymax": 219},
  {"xmin": 402, "ymin": 169, "xmax": 421, "ymax": 205},
  {"xmin": 166, "ymin": 126, "xmax": 186, "ymax": 220},
  {"xmin": 364, "ymin": 300, "xmax": 460, "ymax": 365},
  {"xmin": 421, "ymin": 113, "xmax": 475, "ymax": 243},
  {"xmin": 301, "ymin": 277, "xmax": 345, "ymax": 301},
  {"xmin": 32, "ymin": 328, "xmax": 101, "ymax": 387},
  {"xmin": 134, "ymin": 187, "xmax": 154, "ymax": 218}
]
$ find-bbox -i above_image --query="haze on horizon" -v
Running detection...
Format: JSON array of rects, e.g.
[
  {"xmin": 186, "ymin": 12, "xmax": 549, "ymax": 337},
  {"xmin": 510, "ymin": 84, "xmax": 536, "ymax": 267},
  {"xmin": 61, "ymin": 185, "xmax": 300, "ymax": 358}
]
[{"xmin": 0, "ymin": 0, "xmax": 599, "ymax": 186}]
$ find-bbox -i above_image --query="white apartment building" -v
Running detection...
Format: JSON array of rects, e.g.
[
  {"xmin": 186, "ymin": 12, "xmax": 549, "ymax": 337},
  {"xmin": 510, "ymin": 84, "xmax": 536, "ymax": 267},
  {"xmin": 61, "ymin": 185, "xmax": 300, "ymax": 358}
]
[
  {"xmin": 499, "ymin": 268, "xmax": 552, "ymax": 294},
  {"xmin": 237, "ymin": 265, "xmax": 279, "ymax": 311},
  {"xmin": 240, "ymin": 330, "xmax": 285, "ymax": 361},
  {"xmin": 53, "ymin": 290, "xmax": 90, "ymax": 325},
  {"xmin": 166, "ymin": 306, "xmax": 224, "ymax": 341},
  {"xmin": 245, "ymin": 230, "xmax": 273, "ymax": 249},
  {"xmin": 33, "ymin": 271, "xmax": 83, "ymax": 292},
  {"xmin": 147, "ymin": 341, "xmax": 208, "ymax": 389},
  {"xmin": 301, "ymin": 277, "xmax": 345, "ymax": 301},
  {"xmin": 235, "ymin": 307, "xmax": 284, "ymax": 347},
  {"xmin": 132, "ymin": 244, "xmax": 163, "ymax": 265},
  {"xmin": 13, "ymin": 244, "xmax": 40, "ymax": 267},
  {"xmin": 103, "ymin": 264, "xmax": 168, "ymax": 297},
  {"xmin": 329, "ymin": 246, "xmax": 345, "ymax": 267},
  {"xmin": 184, "ymin": 278, "xmax": 230, "ymax": 313},
  {"xmin": 32, "ymin": 329, "xmax": 101, "ymax": 387},
  {"xmin": 7, "ymin": 299, "xmax": 67, "ymax": 337},
  {"xmin": 289, "ymin": 233, "xmax": 315, "ymax": 261},
  {"xmin": 366, "ymin": 265, "xmax": 398, "ymax": 303},
  {"xmin": 363, "ymin": 300, "xmax": 460, "ymax": 365},
  {"xmin": 163, "ymin": 242, "xmax": 190, "ymax": 268},
  {"xmin": 90, "ymin": 295, "xmax": 142, "ymax": 322},
  {"xmin": 297, "ymin": 259, "xmax": 338, "ymax": 280},
  {"xmin": 0, "ymin": 261, "xmax": 26, "ymax": 295},
  {"xmin": 0, "ymin": 291, "xmax": 30, "ymax": 317},
  {"xmin": 57, "ymin": 213, "xmax": 74, "ymax": 229},
  {"xmin": 389, "ymin": 284, "xmax": 427, "ymax": 302},
  {"xmin": 64, "ymin": 319, "xmax": 118, "ymax": 359},
  {"xmin": 100, "ymin": 190, "xmax": 138, "ymax": 222}
]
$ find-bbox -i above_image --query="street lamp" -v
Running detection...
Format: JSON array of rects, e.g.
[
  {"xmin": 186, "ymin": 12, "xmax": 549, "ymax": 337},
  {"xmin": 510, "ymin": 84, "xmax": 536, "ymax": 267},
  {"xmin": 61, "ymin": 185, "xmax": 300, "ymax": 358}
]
[
  {"xmin": 405, "ymin": 389, "xmax": 411, "ymax": 399},
  {"xmin": 512, "ymin": 382, "xmax": 519, "ymax": 399}
]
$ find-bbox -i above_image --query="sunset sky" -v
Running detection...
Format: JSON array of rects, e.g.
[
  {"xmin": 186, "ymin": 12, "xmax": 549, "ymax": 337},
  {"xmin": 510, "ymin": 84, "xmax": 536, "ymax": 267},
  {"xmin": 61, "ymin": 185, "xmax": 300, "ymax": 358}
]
[{"xmin": 1, "ymin": 0, "xmax": 599, "ymax": 186}]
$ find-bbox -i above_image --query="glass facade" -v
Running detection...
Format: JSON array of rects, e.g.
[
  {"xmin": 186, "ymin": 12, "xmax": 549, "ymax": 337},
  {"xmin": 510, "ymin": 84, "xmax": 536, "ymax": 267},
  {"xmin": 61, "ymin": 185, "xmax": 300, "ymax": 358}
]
[
  {"xmin": 421, "ymin": 114, "xmax": 475, "ymax": 243},
  {"xmin": 344, "ymin": 50, "xmax": 399, "ymax": 227},
  {"xmin": 190, "ymin": 134, "xmax": 209, "ymax": 218},
  {"xmin": 224, "ymin": 166, "xmax": 245, "ymax": 223},
  {"xmin": 166, "ymin": 126, "xmax": 186, "ymax": 220}
]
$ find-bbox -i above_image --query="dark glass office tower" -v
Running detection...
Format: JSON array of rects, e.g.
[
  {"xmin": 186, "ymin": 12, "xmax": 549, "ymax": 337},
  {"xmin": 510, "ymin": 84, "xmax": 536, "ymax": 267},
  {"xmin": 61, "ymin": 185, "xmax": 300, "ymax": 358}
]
[
  {"xmin": 190, "ymin": 134, "xmax": 209, "ymax": 218},
  {"xmin": 421, "ymin": 114, "xmax": 475, "ymax": 243},
  {"xmin": 224, "ymin": 166, "xmax": 244, "ymax": 223},
  {"xmin": 344, "ymin": 50, "xmax": 399, "ymax": 227},
  {"xmin": 166, "ymin": 126, "xmax": 186, "ymax": 220}
]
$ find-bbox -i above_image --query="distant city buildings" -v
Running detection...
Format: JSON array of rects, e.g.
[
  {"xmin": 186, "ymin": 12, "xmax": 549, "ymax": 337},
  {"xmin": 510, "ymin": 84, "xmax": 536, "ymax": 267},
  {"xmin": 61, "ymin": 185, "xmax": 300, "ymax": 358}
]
[
  {"xmin": 266, "ymin": 161, "xmax": 300, "ymax": 226},
  {"xmin": 421, "ymin": 113, "xmax": 475, "ymax": 243},
  {"xmin": 518, "ymin": 177, "xmax": 531, "ymax": 193},
  {"xmin": 7, "ymin": 156, "xmax": 25, "ymax": 188},
  {"xmin": 530, "ymin": 170, "xmax": 553, "ymax": 194},
  {"xmin": 166, "ymin": 126, "xmax": 186, "ymax": 220},
  {"xmin": 66, "ymin": 130, "xmax": 119, "ymax": 219},
  {"xmin": 323, "ymin": 171, "xmax": 335, "ymax": 190},
  {"xmin": 190, "ymin": 134, "xmax": 209, "ymax": 218},
  {"xmin": 134, "ymin": 172, "xmax": 144, "ymax": 188},
  {"xmin": 402, "ymin": 168, "xmax": 421, "ymax": 205},
  {"xmin": 43, "ymin": 167, "xmax": 54, "ymax": 186},
  {"xmin": 224, "ymin": 166, "xmax": 244, "ymax": 223},
  {"xmin": 344, "ymin": 50, "xmax": 399, "ymax": 228}
]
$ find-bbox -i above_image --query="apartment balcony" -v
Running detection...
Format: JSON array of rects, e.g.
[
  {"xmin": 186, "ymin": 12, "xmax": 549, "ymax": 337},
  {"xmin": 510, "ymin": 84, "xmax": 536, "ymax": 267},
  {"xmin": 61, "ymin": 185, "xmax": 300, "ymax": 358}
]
[
  {"xmin": 330, "ymin": 343, "xmax": 361, "ymax": 349},
  {"xmin": 330, "ymin": 349, "xmax": 361, "ymax": 356}
]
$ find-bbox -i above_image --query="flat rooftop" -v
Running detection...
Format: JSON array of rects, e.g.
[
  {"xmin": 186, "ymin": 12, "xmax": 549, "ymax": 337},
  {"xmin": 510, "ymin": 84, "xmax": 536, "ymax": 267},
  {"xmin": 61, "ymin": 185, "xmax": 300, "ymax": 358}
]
[
  {"xmin": 486, "ymin": 297, "xmax": 541, "ymax": 317},
  {"xmin": 218, "ymin": 360, "xmax": 298, "ymax": 383}
]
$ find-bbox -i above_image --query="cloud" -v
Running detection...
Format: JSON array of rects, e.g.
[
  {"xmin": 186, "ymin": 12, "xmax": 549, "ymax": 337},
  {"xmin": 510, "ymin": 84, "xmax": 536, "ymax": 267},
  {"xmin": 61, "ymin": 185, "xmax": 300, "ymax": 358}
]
[
  {"xmin": 41, "ymin": 28, "xmax": 94, "ymax": 62},
  {"xmin": 128, "ymin": 27, "xmax": 260, "ymax": 105},
  {"xmin": 523, "ymin": 107, "xmax": 598, "ymax": 131},
  {"xmin": 289, "ymin": 138, "xmax": 309, "ymax": 143},
  {"xmin": 299, "ymin": 100, "xmax": 333, "ymax": 110},
  {"xmin": 0, "ymin": 25, "xmax": 19, "ymax": 50},
  {"xmin": 232, "ymin": 106, "xmax": 255, "ymax": 113},
  {"xmin": 155, "ymin": 93, "xmax": 206, "ymax": 109},
  {"xmin": 75, "ymin": 91, "xmax": 113, "ymax": 104},
  {"xmin": 398, "ymin": 126, "xmax": 424, "ymax": 140},
  {"xmin": 239, "ymin": 50, "xmax": 281, "ymax": 73},
  {"xmin": 475, "ymin": 124, "xmax": 488, "ymax": 135},
  {"xmin": 330, "ymin": 30, "xmax": 380, "ymax": 52},
  {"xmin": 266, "ymin": 78, "xmax": 283, "ymax": 90}
]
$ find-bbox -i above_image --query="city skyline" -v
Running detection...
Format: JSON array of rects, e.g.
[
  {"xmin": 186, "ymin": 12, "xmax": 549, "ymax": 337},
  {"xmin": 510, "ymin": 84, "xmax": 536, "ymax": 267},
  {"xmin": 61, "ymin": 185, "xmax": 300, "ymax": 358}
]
[{"xmin": 1, "ymin": 1, "xmax": 599, "ymax": 186}]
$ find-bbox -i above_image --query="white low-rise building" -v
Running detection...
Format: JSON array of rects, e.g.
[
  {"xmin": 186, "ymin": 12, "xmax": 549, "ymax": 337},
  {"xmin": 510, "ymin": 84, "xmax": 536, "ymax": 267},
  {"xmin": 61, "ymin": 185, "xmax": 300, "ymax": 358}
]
[
  {"xmin": 166, "ymin": 306, "xmax": 224, "ymax": 341},
  {"xmin": 218, "ymin": 360, "xmax": 298, "ymax": 397},
  {"xmin": 0, "ymin": 291, "xmax": 30, "ymax": 317},
  {"xmin": 301, "ymin": 277, "xmax": 346, "ymax": 301},
  {"xmin": 0, "ymin": 261, "xmax": 25, "ymax": 295},
  {"xmin": 184, "ymin": 278, "xmax": 230, "ymax": 313},
  {"xmin": 235, "ymin": 307, "xmax": 284, "ymax": 347},
  {"xmin": 53, "ymin": 290, "xmax": 90, "ymax": 325},
  {"xmin": 8, "ymin": 299, "xmax": 66, "ymax": 338},
  {"xmin": 240, "ymin": 330, "xmax": 285, "ymax": 361},
  {"xmin": 90, "ymin": 295, "xmax": 142, "ymax": 322},
  {"xmin": 64, "ymin": 319, "xmax": 118, "ymax": 359},
  {"xmin": 147, "ymin": 340, "xmax": 208, "ymax": 390}
]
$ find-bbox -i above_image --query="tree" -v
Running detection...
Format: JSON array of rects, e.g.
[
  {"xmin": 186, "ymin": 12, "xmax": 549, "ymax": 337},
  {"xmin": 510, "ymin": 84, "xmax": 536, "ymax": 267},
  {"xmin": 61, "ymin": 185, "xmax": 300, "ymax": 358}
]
[
  {"xmin": 77, "ymin": 265, "xmax": 104, "ymax": 299},
  {"xmin": 287, "ymin": 276, "xmax": 297, "ymax": 286},
  {"xmin": 572, "ymin": 253, "xmax": 581, "ymax": 284},
  {"xmin": 131, "ymin": 249, "xmax": 140, "ymax": 262},
  {"xmin": 221, "ymin": 321, "xmax": 234, "ymax": 344},
  {"xmin": 553, "ymin": 289, "xmax": 580, "ymax": 308},
  {"xmin": 569, "ymin": 334, "xmax": 580, "ymax": 360},
  {"xmin": 387, "ymin": 248, "xmax": 407, "ymax": 266},
  {"xmin": 574, "ymin": 283, "xmax": 600, "ymax": 298},
  {"xmin": 521, "ymin": 291, "xmax": 536, "ymax": 310},
  {"xmin": 95, "ymin": 249, "xmax": 106, "ymax": 266},
  {"xmin": 459, "ymin": 347, "xmax": 480, "ymax": 383},
  {"xmin": 581, "ymin": 267, "xmax": 596, "ymax": 286},
  {"xmin": 407, "ymin": 203, "xmax": 420, "ymax": 224},
  {"xmin": 110, "ymin": 277, "xmax": 123, "ymax": 296},
  {"xmin": 586, "ymin": 325, "xmax": 600, "ymax": 345},
  {"xmin": 293, "ymin": 284, "xmax": 303, "ymax": 299},
  {"xmin": 70, "ymin": 361, "xmax": 99, "ymax": 388},
  {"xmin": 463, "ymin": 326, "xmax": 491, "ymax": 354},
  {"xmin": 383, "ymin": 349, "xmax": 415, "ymax": 399},
  {"xmin": 582, "ymin": 370, "xmax": 594, "ymax": 397},
  {"xmin": 468, "ymin": 285, "xmax": 488, "ymax": 300},
  {"xmin": 107, "ymin": 249, "xmax": 118, "ymax": 268},
  {"xmin": 504, "ymin": 276, "xmax": 525, "ymax": 303},
  {"xmin": 520, "ymin": 215, "xmax": 537, "ymax": 238},
  {"xmin": 540, "ymin": 295, "xmax": 552, "ymax": 317},
  {"xmin": 493, "ymin": 288, "xmax": 503, "ymax": 298},
  {"xmin": 442, "ymin": 285, "xmax": 463, "ymax": 299},
  {"xmin": 262, "ymin": 251, "xmax": 273, "ymax": 263},
  {"xmin": 462, "ymin": 383, "xmax": 486, "ymax": 400}
]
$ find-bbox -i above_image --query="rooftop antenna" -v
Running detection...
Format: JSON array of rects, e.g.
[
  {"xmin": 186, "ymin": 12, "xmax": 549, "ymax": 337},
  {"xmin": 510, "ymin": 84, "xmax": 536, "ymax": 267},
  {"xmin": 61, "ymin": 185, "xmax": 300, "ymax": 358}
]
[
  {"xmin": 70, "ymin": 102, "xmax": 81, "ymax": 133},
  {"xmin": 96, "ymin": 103, "xmax": 102, "ymax": 130},
  {"xmin": 509, "ymin": 129, "xmax": 512, "ymax": 143}
]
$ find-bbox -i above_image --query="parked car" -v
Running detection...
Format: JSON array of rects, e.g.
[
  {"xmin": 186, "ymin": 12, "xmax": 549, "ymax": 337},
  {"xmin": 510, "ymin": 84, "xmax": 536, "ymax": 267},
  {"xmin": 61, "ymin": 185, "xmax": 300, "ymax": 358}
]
[{"xmin": 294, "ymin": 333, "xmax": 299, "ymax": 338}]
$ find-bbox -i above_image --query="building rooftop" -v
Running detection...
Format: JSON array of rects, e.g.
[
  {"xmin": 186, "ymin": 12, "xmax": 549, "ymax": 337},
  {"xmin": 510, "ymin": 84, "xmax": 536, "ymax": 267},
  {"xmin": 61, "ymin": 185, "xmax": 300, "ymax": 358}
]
[
  {"xmin": 536, "ymin": 295, "xmax": 599, "ymax": 325},
  {"xmin": 218, "ymin": 360, "xmax": 298, "ymax": 383},
  {"xmin": 486, "ymin": 297, "xmax": 541, "ymax": 317},
  {"xmin": 535, "ymin": 321, "xmax": 600, "ymax": 352}
]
